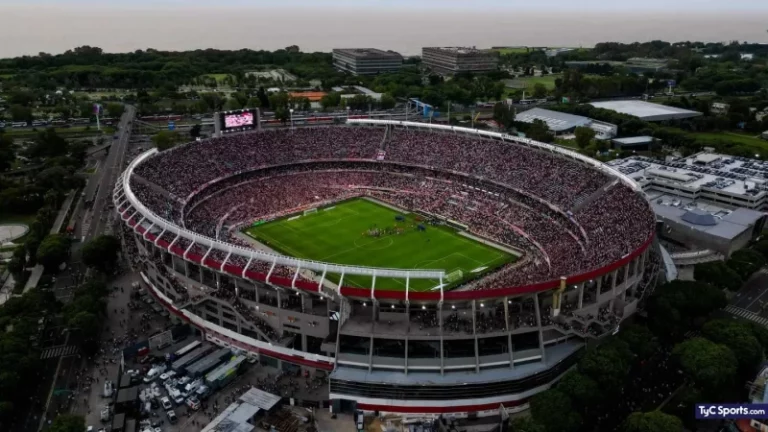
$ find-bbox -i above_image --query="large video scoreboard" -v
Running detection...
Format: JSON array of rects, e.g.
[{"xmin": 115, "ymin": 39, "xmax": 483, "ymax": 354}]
[{"xmin": 217, "ymin": 108, "xmax": 260, "ymax": 135}]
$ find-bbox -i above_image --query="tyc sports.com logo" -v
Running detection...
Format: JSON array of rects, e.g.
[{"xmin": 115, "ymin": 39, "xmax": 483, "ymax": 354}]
[{"xmin": 696, "ymin": 404, "xmax": 768, "ymax": 419}]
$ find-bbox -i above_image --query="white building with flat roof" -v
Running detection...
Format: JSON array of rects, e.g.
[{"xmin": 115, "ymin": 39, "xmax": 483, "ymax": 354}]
[
  {"xmin": 608, "ymin": 153, "xmax": 768, "ymax": 257},
  {"xmin": 589, "ymin": 100, "xmax": 702, "ymax": 121}
]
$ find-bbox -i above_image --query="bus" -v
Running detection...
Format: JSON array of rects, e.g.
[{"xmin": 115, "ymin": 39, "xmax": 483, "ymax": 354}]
[{"xmin": 174, "ymin": 340, "xmax": 202, "ymax": 359}]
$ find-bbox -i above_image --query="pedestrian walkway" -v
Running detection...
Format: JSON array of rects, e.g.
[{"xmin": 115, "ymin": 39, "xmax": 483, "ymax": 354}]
[
  {"xmin": 725, "ymin": 305, "xmax": 768, "ymax": 327},
  {"xmin": 40, "ymin": 345, "xmax": 78, "ymax": 360}
]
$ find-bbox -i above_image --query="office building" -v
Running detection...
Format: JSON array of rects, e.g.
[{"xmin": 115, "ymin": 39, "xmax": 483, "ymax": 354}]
[
  {"xmin": 332, "ymin": 48, "xmax": 403, "ymax": 76},
  {"xmin": 422, "ymin": 47, "xmax": 499, "ymax": 75}
]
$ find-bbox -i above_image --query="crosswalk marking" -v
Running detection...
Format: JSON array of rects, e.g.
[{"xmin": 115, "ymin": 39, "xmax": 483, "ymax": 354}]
[
  {"xmin": 40, "ymin": 345, "xmax": 78, "ymax": 360},
  {"xmin": 724, "ymin": 305, "xmax": 768, "ymax": 327}
]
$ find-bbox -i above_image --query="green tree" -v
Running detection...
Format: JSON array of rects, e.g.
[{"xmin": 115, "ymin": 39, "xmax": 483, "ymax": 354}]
[
  {"xmin": 268, "ymin": 92, "xmax": 290, "ymax": 111},
  {"xmin": 525, "ymin": 119, "xmax": 554, "ymax": 143},
  {"xmin": 81, "ymin": 234, "xmax": 121, "ymax": 274},
  {"xmin": 200, "ymin": 93, "xmax": 225, "ymax": 111},
  {"xmin": 702, "ymin": 319, "xmax": 764, "ymax": 372},
  {"xmin": 48, "ymin": 414, "xmax": 86, "ymax": 432},
  {"xmin": 9, "ymin": 105, "xmax": 33, "ymax": 123},
  {"xmin": 618, "ymin": 324, "xmax": 658, "ymax": 359},
  {"xmin": 509, "ymin": 415, "xmax": 546, "ymax": 432},
  {"xmin": 622, "ymin": 411, "xmax": 683, "ymax": 432},
  {"xmin": 574, "ymin": 126, "xmax": 596, "ymax": 149},
  {"xmin": 231, "ymin": 92, "xmax": 250, "ymax": 109},
  {"xmin": 189, "ymin": 124, "xmax": 202, "ymax": 139},
  {"xmin": 68, "ymin": 311, "xmax": 101, "ymax": 342},
  {"xmin": 379, "ymin": 93, "xmax": 396, "ymax": 110},
  {"xmin": 579, "ymin": 339, "xmax": 633, "ymax": 390},
  {"xmin": 30, "ymin": 128, "xmax": 70, "ymax": 159},
  {"xmin": 646, "ymin": 280, "xmax": 727, "ymax": 340},
  {"xmin": 36, "ymin": 234, "xmax": 71, "ymax": 270},
  {"xmin": 152, "ymin": 130, "xmax": 182, "ymax": 151},
  {"xmin": 0, "ymin": 134, "xmax": 16, "ymax": 171},
  {"xmin": 529, "ymin": 389, "xmax": 582, "ymax": 432},
  {"xmin": 673, "ymin": 337, "xmax": 738, "ymax": 394},
  {"xmin": 532, "ymin": 83, "xmax": 548, "ymax": 99},
  {"xmin": 492, "ymin": 102, "xmax": 515, "ymax": 131},
  {"xmin": 36, "ymin": 166, "xmax": 75, "ymax": 192},
  {"xmin": 726, "ymin": 249, "xmax": 766, "ymax": 280},
  {"xmin": 105, "ymin": 103, "xmax": 125, "ymax": 118},
  {"xmin": 754, "ymin": 239, "xmax": 768, "ymax": 260},
  {"xmin": 246, "ymin": 96, "xmax": 261, "ymax": 108},
  {"xmin": 320, "ymin": 92, "xmax": 342, "ymax": 110},
  {"xmin": 693, "ymin": 261, "xmax": 742, "ymax": 291},
  {"xmin": 557, "ymin": 371, "xmax": 601, "ymax": 409}
]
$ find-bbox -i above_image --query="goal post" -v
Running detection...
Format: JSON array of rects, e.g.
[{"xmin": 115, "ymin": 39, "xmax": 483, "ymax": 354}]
[
  {"xmin": 303, "ymin": 208, "xmax": 318, "ymax": 216},
  {"xmin": 445, "ymin": 269, "xmax": 464, "ymax": 283}
]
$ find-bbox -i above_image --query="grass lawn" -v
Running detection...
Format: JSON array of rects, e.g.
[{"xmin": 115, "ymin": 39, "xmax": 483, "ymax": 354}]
[
  {"xmin": 493, "ymin": 47, "xmax": 531, "ymax": 55},
  {"xmin": 691, "ymin": 132, "xmax": 767, "ymax": 147},
  {"xmin": 4, "ymin": 125, "xmax": 115, "ymax": 137},
  {"xmin": 201, "ymin": 74, "xmax": 232, "ymax": 83},
  {"xmin": 244, "ymin": 198, "xmax": 515, "ymax": 291},
  {"xmin": 509, "ymin": 75, "xmax": 560, "ymax": 90}
]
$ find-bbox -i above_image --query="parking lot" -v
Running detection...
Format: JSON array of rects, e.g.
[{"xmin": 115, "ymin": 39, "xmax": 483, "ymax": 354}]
[{"xmin": 65, "ymin": 270, "xmax": 329, "ymax": 432}]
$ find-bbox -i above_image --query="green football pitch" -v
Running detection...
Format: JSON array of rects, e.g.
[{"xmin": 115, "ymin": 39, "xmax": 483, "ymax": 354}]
[{"xmin": 243, "ymin": 198, "xmax": 517, "ymax": 291}]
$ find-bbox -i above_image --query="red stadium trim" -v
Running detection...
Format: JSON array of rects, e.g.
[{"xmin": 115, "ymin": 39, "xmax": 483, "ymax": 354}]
[{"xmin": 356, "ymin": 399, "xmax": 527, "ymax": 414}]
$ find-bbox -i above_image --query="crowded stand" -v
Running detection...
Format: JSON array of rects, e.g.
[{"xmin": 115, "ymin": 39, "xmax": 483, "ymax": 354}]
[{"xmin": 127, "ymin": 125, "xmax": 654, "ymax": 293}]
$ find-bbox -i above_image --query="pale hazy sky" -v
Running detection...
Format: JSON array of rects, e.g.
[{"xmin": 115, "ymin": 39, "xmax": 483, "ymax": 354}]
[{"xmin": 1, "ymin": 1, "xmax": 767, "ymax": 58}]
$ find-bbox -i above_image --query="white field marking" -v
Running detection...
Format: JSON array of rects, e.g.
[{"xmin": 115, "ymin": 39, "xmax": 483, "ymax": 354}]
[
  {"xmin": 470, "ymin": 266, "xmax": 488, "ymax": 273},
  {"xmin": 318, "ymin": 234, "xmax": 395, "ymax": 262},
  {"xmin": 252, "ymin": 230, "xmax": 305, "ymax": 258},
  {"xmin": 454, "ymin": 252, "xmax": 485, "ymax": 266},
  {"xmin": 323, "ymin": 206, "xmax": 336, "ymax": 211},
  {"xmin": 287, "ymin": 216, "xmax": 301, "ymax": 222}
]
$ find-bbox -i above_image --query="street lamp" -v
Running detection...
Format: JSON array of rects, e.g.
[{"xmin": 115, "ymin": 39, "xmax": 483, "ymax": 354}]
[
  {"xmin": 346, "ymin": 106, "xmax": 350, "ymax": 121},
  {"xmin": 289, "ymin": 108, "xmax": 294, "ymax": 130}
]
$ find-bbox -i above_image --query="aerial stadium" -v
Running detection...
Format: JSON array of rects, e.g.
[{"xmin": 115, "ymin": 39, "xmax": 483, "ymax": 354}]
[{"xmin": 114, "ymin": 119, "xmax": 659, "ymax": 419}]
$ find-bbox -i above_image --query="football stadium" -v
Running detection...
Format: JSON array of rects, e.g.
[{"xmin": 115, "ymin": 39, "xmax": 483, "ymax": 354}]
[{"xmin": 115, "ymin": 119, "xmax": 659, "ymax": 418}]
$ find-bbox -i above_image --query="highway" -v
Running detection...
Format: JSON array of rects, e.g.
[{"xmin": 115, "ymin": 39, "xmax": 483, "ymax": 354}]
[{"xmin": 81, "ymin": 105, "xmax": 135, "ymax": 241}]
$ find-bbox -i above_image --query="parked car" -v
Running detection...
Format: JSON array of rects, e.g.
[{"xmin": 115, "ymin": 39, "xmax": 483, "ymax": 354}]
[
  {"xmin": 159, "ymin": 371, "xmax": 176, "ymax": 382},
  {"xmin": 186, "ymin": 396, "xmax": 200, "ymax": 411},
  {"xmin": 103, "ymin": 380, "xmax": 114, "ymax": 398},
  {"xmin": 166, "ymin": 410, "xmax": 177, "ymax": 424},
  {"xmin": 160, "ymin": 397, "xmax": 172, "ymax": 411}
]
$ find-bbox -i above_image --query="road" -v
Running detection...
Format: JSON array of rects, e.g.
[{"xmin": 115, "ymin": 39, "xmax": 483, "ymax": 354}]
[
  {"xmin": 83, "ymin": 104, "xmax": 135, "ymax": 242},
  {"xmin": 730, "ymin": 270, "xmax": 768, "ymax": 315}
]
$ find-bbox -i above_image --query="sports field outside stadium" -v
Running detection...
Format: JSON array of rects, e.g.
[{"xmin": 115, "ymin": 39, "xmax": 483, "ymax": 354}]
[{"xmin": 243, "ymin": 198, "xmax": 517, "ymax": 291}]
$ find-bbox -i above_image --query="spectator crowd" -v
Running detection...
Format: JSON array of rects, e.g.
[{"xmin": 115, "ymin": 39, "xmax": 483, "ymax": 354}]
[{"xmin": 126, "ymin": 126, "xmax": 655, "ymax": 292}]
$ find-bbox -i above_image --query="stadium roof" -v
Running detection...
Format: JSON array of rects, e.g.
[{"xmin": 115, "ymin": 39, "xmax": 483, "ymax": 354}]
[
  {"xmin": 589, "ymin": 100, "xmax": 702, "ymax": 121},
  {"xmin": 516, "ymin": 107, "xmax": 591, "ymax": 132}
]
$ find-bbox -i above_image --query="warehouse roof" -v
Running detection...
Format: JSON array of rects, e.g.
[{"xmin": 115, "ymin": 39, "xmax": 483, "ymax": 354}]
[
  {"xmin": 516, "ymin": 107, "xmax": 592, "ymax": 132},
  {"xmin": 612, "ymin": 136, "xmax": 654, "ymax": 147},
  {"xmin": 589, "ymin": 100, "xmax": 701, "ymax": 121}
]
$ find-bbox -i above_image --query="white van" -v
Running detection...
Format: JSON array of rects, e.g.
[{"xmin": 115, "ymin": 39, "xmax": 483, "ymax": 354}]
[{"xmin": 143, "ymin": 366, "xmax": 165, "ymax": 383}]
